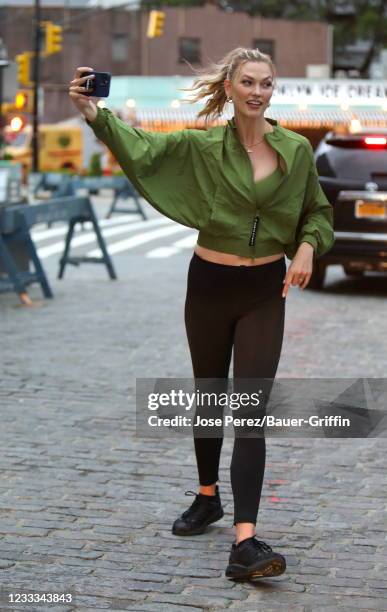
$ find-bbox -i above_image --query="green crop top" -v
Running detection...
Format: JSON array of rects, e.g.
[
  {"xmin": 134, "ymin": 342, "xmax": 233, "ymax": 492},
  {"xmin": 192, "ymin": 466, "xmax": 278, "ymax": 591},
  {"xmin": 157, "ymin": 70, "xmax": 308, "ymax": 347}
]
[
  {"xmin": 253, "ymin": 157, "xmax": 282, "ymax": 204},
  {"xmin": 86, "ymin": 107, "xmax": 335, "ymax": 260}
]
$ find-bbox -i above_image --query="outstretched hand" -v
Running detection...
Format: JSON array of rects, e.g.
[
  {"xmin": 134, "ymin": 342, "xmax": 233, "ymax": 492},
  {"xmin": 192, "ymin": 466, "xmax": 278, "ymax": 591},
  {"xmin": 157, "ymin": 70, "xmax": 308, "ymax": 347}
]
[
  {"xmin": 282, "ymin": 242, "xmax": 314, "ymax": 297},
  {"xmin": 68, "ymin": 66, "xmax": 100, "ymax": 123}
]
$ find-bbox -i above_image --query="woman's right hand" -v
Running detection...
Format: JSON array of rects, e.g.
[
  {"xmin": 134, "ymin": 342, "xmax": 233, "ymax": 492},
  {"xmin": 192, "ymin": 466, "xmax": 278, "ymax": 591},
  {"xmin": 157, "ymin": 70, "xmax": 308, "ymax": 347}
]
[{"xmin": 68, "ymin": 67, "xmax": 99, "ymax": 123}]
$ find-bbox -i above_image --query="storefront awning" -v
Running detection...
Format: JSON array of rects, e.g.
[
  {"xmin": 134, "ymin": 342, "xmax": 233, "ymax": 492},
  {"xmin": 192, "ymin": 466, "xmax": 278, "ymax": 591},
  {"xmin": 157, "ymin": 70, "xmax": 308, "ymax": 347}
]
[
  {"xmin": 132, "ymin": 105, "xmax": 387, "ymax": 129},
  {"xmin": 108, "ymin": 76, "xmax": 387, "ymax": 129}
]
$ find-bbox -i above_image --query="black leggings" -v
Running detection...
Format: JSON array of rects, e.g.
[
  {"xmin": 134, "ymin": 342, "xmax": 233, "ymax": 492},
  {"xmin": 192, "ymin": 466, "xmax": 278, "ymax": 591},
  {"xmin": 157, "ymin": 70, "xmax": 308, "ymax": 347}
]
[{"xmin": 184, "ymin": 252, "xmax": 286, "ymax": 526}]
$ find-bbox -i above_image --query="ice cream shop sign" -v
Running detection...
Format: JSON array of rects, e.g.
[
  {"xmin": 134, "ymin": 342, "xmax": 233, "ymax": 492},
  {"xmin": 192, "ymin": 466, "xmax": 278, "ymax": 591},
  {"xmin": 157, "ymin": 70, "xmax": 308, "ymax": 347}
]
[{"xmin": 273, "ymin": 79, "xmax": 387, "ymax": 106}]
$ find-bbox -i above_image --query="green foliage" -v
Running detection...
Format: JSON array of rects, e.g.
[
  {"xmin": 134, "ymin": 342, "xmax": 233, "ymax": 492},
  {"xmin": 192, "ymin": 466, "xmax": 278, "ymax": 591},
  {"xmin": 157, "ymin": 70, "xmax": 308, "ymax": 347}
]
[
  {"xmin": 356, "ymin": 4, "xmax": 386, "ymax": 43},
  {"xmin": 88, "ymin": 152, "xmax": 103, "ymax": 177}
]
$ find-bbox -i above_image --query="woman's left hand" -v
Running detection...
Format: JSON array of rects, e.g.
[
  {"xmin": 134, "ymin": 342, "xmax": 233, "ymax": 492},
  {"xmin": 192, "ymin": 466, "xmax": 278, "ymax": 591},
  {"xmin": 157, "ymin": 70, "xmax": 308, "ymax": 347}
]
[{"xmin": 282, "ymin": 242, "xmax": 314, "ymax": 298}]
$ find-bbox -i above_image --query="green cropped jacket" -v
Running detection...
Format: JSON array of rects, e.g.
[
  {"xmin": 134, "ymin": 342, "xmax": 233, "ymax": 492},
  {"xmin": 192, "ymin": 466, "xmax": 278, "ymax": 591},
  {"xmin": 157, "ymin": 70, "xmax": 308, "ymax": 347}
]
[{"xmin": 87, "ymin": 107, "xmax": 335, "ymax": 259}]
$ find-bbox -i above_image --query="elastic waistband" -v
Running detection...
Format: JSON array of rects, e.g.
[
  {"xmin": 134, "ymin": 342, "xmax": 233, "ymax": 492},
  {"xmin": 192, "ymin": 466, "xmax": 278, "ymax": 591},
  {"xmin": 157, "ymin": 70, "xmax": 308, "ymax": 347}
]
[{"xmin": 192, "ymin": 252, "xmax": 285, "ymax": 272}]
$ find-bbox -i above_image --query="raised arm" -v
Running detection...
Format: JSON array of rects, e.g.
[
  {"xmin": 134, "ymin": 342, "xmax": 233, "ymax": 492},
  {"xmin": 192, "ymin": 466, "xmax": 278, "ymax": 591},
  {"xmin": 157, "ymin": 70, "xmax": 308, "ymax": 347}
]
[
  {"xmin": 68, "ymin": 66, "xmax": 185, "ymax": 177},
  {"xmin": 84, "ymin": 105, "xmax": 187, "ymax": 181},
  {"xmin": 68, "ymin": 66, "xmax": 213, "ymax": 230}
]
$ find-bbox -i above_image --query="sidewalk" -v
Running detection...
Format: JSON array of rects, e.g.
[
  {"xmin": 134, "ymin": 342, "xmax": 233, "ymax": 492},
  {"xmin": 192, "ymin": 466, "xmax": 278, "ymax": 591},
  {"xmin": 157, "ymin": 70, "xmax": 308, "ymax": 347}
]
[{"xmin": 1, "ymin": 236, "xmax": 386, "ymax": 611}]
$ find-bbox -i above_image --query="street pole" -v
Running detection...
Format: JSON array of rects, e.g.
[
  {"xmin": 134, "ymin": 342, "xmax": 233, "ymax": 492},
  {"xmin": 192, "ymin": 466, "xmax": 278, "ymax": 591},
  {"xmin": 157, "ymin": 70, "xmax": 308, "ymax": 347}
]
[
  {"xmin": 32, "ymin": 0, "xmax": 41, "ymax": 173},
  {"xmin": 0, "ymin": 39, "xmax": 9, "ymax": 159},
  {"xmin": 0, "ymin": 63, "xmax": 3, "ymax": 157}
]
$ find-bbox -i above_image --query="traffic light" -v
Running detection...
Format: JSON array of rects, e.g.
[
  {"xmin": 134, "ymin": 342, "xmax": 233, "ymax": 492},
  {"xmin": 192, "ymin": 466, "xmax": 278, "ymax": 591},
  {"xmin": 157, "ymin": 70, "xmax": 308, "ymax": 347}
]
[
  {"xmin": 0, "ymin": 102, "xmax": 15, "ymax": 115},
  {"xmin": 15, "ymin": 90, "xmax": 34, "ymax": 114},
  {"xmin": 147, "ymin": 10, "xmax": 165, "ymax": 38},
  {"xmin": 43, "ymin": 21, "xmax": 63, "ymax": 55},
  {"xmin": 16, "ymin": 52, "xmax": 33, "ymax": 87}
]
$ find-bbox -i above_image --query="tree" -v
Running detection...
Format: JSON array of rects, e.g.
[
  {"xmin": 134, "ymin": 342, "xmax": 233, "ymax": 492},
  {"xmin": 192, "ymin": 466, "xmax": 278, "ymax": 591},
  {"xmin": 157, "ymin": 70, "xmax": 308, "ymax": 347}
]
[{"xmin": 224, "ymin": 0, "xmax": 387, "ymax": 76}]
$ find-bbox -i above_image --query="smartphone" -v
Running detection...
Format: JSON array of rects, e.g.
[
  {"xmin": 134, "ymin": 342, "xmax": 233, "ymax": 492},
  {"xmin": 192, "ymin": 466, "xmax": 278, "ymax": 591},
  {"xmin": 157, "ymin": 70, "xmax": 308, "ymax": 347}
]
[{"xmin": 80, "ymin": 71, "xmax": 111, "ymax": 98}]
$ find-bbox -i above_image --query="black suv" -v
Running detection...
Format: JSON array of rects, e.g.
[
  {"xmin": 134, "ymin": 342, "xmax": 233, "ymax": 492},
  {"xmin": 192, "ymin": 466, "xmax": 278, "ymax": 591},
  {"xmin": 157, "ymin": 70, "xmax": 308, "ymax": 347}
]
[{"xmin": 308, "ymin": 127, "xmax": 387, "ymax": 289}]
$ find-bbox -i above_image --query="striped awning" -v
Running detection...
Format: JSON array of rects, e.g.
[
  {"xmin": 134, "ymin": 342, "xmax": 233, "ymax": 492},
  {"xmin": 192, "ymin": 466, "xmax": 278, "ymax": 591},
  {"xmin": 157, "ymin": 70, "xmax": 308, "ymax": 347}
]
[{"xmin": 132, "ymin": 105, "xmax": 387, "ymax": 130}]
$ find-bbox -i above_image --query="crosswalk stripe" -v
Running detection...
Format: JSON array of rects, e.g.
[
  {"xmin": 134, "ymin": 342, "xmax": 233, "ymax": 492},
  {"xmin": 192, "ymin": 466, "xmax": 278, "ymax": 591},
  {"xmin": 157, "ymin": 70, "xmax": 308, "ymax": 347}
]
[
  {"xmin": 173, "ymin": 234, "xmax": 197, "ymax": 248},
  {"xmin": 146, "ymin": 232, "xmax": 197, "ymax": 258},
  {"xmin": 146, "ymin": 246, "xmax": 181, "ymax": 258},
  {"xmin": 88, "ymin": 225, "xmax": 190, "ymax": 257},
  {"xmin": 37, "ymin": 218, "xmax": 172, "ymax": 259},
  {"xmin": 31, "ymin": 214, "xmax": 141, "ymax": 243}
]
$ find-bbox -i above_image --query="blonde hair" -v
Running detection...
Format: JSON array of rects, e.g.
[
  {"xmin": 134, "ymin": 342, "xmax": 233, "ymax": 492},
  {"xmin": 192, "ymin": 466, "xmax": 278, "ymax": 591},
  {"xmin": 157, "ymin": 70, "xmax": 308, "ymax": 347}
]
[{"xmin": 180, "ymin": 47, "xmax": 277, "ymax": 125}]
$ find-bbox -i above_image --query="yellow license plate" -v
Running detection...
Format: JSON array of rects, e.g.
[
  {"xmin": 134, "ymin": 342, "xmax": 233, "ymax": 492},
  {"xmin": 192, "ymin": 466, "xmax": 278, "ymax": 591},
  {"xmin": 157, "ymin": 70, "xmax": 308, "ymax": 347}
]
[{"xmin": 355, "ymin": 200, "xmax": 387, "ymax": 219}]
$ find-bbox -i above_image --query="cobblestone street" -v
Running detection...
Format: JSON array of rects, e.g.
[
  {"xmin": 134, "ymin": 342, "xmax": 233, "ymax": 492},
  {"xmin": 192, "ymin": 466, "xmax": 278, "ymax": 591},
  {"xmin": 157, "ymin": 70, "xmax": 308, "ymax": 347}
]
[{"xmin": 1, "ymin": 204, "xmax": 387, "ymax": 611}]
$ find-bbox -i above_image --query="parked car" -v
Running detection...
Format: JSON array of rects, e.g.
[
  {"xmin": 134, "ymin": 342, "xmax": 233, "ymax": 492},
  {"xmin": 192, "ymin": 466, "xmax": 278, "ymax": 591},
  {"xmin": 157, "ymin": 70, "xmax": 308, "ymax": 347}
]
[{"xmin": 308, "ymin": 127, "xmax": 387, "ymax": 289}]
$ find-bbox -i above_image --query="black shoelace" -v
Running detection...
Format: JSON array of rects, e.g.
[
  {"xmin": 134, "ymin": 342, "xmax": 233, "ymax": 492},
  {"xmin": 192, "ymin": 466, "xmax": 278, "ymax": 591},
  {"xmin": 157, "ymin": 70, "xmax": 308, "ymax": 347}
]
[
  {"xmin": 181, "ymin": 490, "xmax": 216, "ymax": 520},
  {"xmin": 250, "ymin": 537, "xmax": 273, "ymax": 554}
]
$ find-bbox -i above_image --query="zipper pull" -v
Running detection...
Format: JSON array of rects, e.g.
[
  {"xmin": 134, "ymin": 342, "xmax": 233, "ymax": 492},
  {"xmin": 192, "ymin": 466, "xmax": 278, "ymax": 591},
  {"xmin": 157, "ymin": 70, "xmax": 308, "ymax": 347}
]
[{"xmin": 249, "ymin": 214, "xmax": 260, "ymax": 246}]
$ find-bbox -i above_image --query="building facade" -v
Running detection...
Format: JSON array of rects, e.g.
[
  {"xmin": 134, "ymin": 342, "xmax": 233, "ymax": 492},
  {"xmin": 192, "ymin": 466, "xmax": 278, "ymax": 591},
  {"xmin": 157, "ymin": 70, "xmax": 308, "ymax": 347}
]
[
  {"xmin": 138, "ymin": 4, "xmax": 331, "ymax": 79},
  {"xmin": 0, "ymin": 3, "xmax": 331, "ymax": 121}
]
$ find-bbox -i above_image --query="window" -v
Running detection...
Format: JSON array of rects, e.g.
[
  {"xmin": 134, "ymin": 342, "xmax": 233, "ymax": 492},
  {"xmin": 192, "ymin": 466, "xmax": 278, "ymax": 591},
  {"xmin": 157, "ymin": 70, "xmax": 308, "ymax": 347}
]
[
  {"xmin": 112, "ymin": 34, "xmax": 129, "ymax": 62},
  {"xmin": 252, "ymin": 39, "xmax": 275, "ymax": 61},
  {"xmin": 178, "ymin": 37, "xmax": 201, "ymax": 64}
]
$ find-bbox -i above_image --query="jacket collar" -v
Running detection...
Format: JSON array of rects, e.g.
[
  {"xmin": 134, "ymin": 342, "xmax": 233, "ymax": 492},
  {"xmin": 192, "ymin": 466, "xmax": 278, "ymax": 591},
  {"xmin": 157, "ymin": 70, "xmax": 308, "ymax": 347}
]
[
  {"xmin": 227, "ymin": 116, "xmax": 278, "ymax": 128},
  {"xmin": 226, "ymin": 115, "xmax": 291, "ymax": 176}
]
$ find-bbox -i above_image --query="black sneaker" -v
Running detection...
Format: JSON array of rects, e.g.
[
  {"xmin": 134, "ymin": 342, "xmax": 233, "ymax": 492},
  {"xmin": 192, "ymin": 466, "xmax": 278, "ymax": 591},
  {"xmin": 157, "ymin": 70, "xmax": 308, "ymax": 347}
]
[
  {"xmin": 225, "ymin": 535, "xmax": 286, "ymax": 580},
  {"xmin": 172, "ymin": 485, "xmax": 224, "ymax": 536}
]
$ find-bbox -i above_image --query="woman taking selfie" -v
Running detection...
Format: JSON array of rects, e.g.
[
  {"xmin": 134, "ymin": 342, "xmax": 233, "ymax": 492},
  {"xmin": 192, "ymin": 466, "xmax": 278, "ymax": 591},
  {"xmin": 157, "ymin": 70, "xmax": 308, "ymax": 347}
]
[{"xmin": 69, "ymin": 47, "xmax": 334, "ymax": 581}]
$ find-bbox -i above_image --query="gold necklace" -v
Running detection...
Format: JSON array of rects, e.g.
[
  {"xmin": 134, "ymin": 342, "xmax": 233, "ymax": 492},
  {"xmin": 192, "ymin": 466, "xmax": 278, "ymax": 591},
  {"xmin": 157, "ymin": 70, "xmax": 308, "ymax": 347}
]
[{"xmin": 242, "ymin": 135, "xmax": 266, "ymax": 153}]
